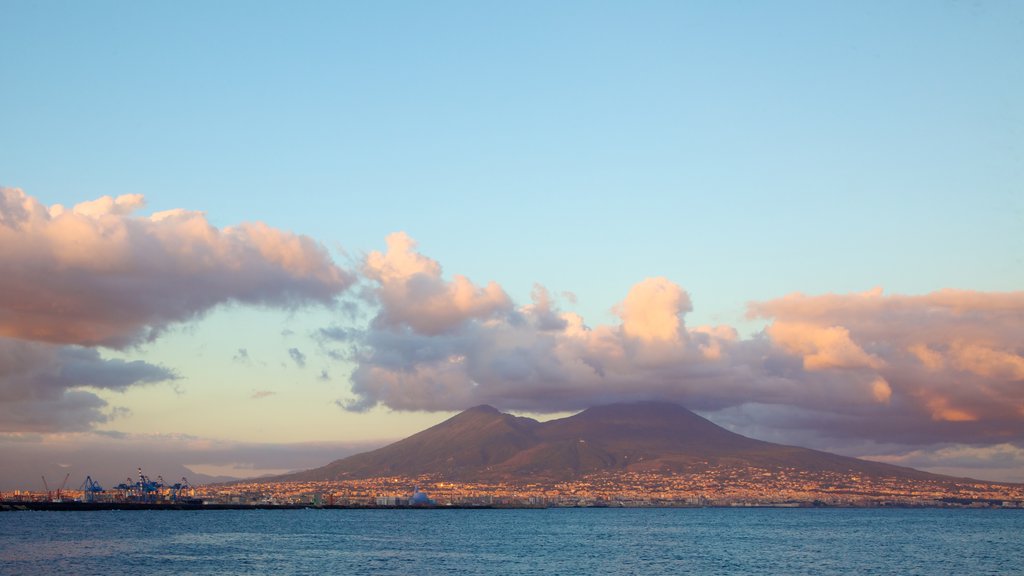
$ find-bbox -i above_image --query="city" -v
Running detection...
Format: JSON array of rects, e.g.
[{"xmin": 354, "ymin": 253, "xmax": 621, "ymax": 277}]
[{"xmin": 4, "ymin": 467, "xmax": 1022, "ymax": 510}]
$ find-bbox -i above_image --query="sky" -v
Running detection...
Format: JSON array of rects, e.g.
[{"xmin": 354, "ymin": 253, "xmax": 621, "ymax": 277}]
[{"xmin": 1, "ymin": 0, "xmax": 1022, "ymax": 489}]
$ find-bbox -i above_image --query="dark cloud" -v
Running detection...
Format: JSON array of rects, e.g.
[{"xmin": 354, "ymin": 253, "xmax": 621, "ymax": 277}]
[
  {"xmin": 0, "ymin": 338, "xmax": 176, "ymax": 433},
  {"xmin": 55, "ymin": 348, "xmax": 176, "ymax": 390},
  {"xmin": 288, "ymin": 347, "xmax": 307, "ymax": 368}
]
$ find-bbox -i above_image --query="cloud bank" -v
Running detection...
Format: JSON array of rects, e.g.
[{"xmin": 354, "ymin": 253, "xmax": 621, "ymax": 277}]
[
  {"xmin": 329, "ymin": 233, "xmax": 1024, "ymax": 452},
  {"xmin": 0, "ymin": 188, "xmax": 353, "ymax": 433}
]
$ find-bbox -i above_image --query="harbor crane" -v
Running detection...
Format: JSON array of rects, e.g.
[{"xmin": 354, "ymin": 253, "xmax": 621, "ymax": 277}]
[
  {"xmin": 56, "ymin": 473, "xmax": 70, "ymax": 501},
  {"xmin": 167, "ymin": 477, "xmax": 194, "ymax": 502},
  {"xmin": 113, "ymin": 467, "xmax": 165, "ymax": 502},
  {"xmin": 40, "ymin": 473, "xmax": 71, "ymax": 502},
  {"xmin": 78, "ymin": 476, "xmax": 104, "ymax": 503}
]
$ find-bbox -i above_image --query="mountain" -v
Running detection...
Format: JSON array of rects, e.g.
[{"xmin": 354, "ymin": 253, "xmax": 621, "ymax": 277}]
[{"xmin": 268, "ymin": 402, "xmax": 957, "ymax": 483}]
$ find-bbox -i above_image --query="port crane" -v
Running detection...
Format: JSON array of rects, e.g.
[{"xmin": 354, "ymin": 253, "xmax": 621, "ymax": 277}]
[
  {"xmin": 56, "ymin": 473, "xmax": 70, "ymax": 501},
  {"xmin": 41, "ymin": 473, "xmax": 71, "ymax": 502},
  {"xmin": 113, "ymin": 467, "xmax": 165, "ymax": 502},
  {"xmin": 78, "ymin": 476, "xmax": 104, "ymax": 503},
  {"xmin": 167, "ymin": 477, "xmax": 195, "ymax": 502}
]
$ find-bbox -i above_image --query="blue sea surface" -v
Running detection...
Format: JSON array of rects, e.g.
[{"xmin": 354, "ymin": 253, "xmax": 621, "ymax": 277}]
[{"xmin": 1, "ymin": 508, "xmax": 1021, "ymax": 575}]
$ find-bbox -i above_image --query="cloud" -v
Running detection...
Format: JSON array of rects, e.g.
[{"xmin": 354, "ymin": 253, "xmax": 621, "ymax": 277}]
[
  {"xmin": 860, "ymin": 443, "xmax": 1024, "ymax": 483},
  {"xmin": 0, "ymin": 187, "xmax": 356, "ymax": 435},
  {"xmin": 232, "ymin": 348, "xmax": 251, "ymax": 364},
  {"xmin": 337, "ymin": 234, "xmax": 753, "ymax": 413},
  {"xmin": 748, "ymin": 288, "xmax": 1024, "ymax": 442},
  {"xmin": 765, "ymin": 322, "xmax": 884, "ymax": 371},
  {"xmin": 0, "ymin": 187, "xmax": 353, "ymax": 348},
  {"xmin": 251, "ymin": 390, "xmax": 276, "ymax": 400},
  {"xmin": 331, "ymin": 234, "xmax": 1024, "ymax": 451},
  {"xmin": 0, "ymin": 338, "xmax": 176, "ymax": 433},
  {"xmin": 288, "ymin": 347, "xmax": 307, "ymax": 368},
  {"xmin": 362, "ymin": 232, "xmax": 512, "ymax": 334},
  {"xmin": 617, "ymin": 277, "xmax": 691, "ymax": 344}
]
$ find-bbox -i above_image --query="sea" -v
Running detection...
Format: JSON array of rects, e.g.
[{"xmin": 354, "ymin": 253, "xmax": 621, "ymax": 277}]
[{"xmin": 1, "ymin": 508, "xmax": 1022, "ymax": 575}]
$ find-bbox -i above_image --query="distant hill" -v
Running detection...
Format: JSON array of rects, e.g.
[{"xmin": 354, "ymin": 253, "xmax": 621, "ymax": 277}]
[{"xmin": 267, "ymin": 402, "xmax": 965, "ymax": 483}]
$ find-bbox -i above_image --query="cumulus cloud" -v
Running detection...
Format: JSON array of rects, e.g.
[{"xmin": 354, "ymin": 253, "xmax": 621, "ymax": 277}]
[
  {"xmin": 0, "ymin": 187, "xmax": 356, "ymax": 434},
  {"xmin": 748, "ymin": 288, "xmax": 1024, "ymax": 442},
  {"xmin": 337, "ymin": 233, "xmax": 750, "ymax": 412},
  {"xmin": 362, "ymin": 232, "xmax": 512, "ymax": 334},
  {"xmin": 0, "ymin": 187, "xmax": 353, "ymax": 348},
  {"xmin": 331, "ymin": 234, "xmax": 1024, "ymax": 451},
  {"xmin": 765, "ymin": 322, "xmax": 884, "ymax": 371},
  {"xmin": 0, "ymin": 338, "xmax": 176, "ymax": 433},
  {"xmin": 617, "ymin": 277, "xmax": 691, "ymax": 343}
]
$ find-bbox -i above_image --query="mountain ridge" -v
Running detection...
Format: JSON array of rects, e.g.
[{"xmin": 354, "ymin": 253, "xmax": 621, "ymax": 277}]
[{"xmin": 265, "ymin": 402, "xmax": 986, "ymax": 485}]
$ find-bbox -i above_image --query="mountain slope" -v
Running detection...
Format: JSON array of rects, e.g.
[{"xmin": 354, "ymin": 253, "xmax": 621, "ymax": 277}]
[
  {"xmin": 270, "ymin": 402, "xmax": 959, "ymax": 483},
  {"xmin": 273, "ymin": 405, "xmax": 539, "ymax": 481}
]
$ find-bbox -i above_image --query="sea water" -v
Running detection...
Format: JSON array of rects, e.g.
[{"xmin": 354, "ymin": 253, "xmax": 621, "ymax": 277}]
[{"xmin": 1, "ymin": 508, "xmax": 1021, "ymax": 575}]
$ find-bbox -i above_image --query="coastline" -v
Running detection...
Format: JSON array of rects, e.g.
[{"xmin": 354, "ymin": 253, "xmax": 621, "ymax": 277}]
[{"xmin": 3, "ymin": 501, "xmax": 1019, "ymax": 512}]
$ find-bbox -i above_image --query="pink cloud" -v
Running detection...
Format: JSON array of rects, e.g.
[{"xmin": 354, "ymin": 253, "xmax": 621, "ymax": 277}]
[
  {"xmin": 0, "ymin": 188, "xmax": 353, "ymax": 348},
  {"xmin": 362, "ymin": 232, "xmax": 512, "ymax": 335},
  {"xmin": 748, "ymin": 288, "xmax": 1024, "ymax": 440},
  {"xmin": 765, "ymin": 322, "xmax": 884, "ymax": 371},
  {"xmin": 616, "ymin": 277, "xmax": 690, "ymax": 344}
]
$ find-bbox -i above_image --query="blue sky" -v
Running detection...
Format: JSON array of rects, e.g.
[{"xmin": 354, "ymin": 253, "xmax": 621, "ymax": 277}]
[{"xmin": 1, "ymin": 1, "xmax": 1022, "ymax": 485}]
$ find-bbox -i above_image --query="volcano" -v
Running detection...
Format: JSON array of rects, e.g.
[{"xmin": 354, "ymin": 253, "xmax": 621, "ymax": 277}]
[{"xmin": 271, "ymin": 402, "xmax": 957, "ymax": 483}]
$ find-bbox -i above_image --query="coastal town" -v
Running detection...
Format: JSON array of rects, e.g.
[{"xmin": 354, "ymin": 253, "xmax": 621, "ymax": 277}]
[
  {"xmin": 5, "ymin": 467, "xmax": 1023, "ymax": 510},
  {"xmin": 203, "ymin": 468, "xmax": 1024, "ymax": 508}
]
